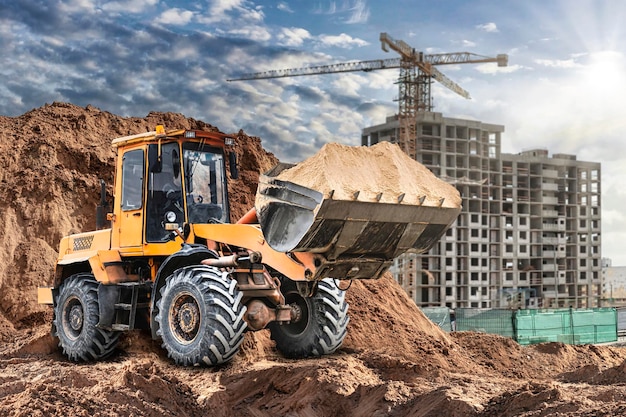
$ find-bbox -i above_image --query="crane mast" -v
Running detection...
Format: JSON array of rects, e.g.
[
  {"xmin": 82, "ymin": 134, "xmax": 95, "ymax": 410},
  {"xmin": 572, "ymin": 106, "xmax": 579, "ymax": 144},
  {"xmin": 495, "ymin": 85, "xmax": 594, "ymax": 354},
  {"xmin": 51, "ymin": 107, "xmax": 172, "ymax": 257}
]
[{"xmin": 229, "ymin": 33, "xmax": 508, "ymax": 159}]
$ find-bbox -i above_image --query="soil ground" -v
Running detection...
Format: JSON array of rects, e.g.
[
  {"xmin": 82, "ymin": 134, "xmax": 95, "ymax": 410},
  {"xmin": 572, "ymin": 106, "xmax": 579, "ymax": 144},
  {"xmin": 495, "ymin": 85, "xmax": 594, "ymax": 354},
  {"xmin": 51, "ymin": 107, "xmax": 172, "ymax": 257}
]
[{"xmin": 1, "ymin": 103, "xmax": 625, "ymax": 416}]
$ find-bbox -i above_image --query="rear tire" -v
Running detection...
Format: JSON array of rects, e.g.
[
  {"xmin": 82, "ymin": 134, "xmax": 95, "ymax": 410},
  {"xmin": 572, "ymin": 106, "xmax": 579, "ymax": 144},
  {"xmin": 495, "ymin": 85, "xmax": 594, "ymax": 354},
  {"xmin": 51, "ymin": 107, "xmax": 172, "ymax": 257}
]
[
  {"xmin": 54, "ymin": 273, "xmax": 120, "ymax": 362},
  {"xmin": 269, "ymin": 278, "xmax": 349, "ymax": 358},
  {"xmin": 155, "ymin": 265, "xmax": 247, "ymax": 366}
]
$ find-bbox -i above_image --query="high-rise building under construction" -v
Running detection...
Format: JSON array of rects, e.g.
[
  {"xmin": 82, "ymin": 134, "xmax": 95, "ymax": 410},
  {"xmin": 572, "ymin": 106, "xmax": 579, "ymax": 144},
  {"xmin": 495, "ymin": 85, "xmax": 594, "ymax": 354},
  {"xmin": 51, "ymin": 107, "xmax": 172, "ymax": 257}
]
[{"xmin": 362, "ymin": 112, "xmax": 601, "ymax": 309}]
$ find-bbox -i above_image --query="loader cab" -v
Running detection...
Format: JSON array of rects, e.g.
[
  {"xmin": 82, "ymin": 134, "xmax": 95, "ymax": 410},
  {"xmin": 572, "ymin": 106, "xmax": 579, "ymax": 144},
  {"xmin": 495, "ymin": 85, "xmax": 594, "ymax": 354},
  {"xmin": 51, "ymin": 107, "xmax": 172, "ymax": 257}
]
[
  {"xmin": 145, "ymin": 140, "xmax": 230, "ymax": 242},
  {"xmin": 112, "ymin": 128, "xmax": 236, "ymax": 251}
]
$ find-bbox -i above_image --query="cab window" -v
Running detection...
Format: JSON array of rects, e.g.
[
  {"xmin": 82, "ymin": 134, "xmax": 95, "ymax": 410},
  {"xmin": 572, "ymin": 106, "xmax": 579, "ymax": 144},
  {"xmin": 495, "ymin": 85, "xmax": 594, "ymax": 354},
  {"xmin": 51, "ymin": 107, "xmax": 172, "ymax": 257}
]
[
  {"xmin": 183, "ymin": 144, "xmax": 228, "ymax": 223},
  {"xmin": 121, "ymin": 149, "xmax": 144, "ymax": 211},
  {"xmin": 146, "ymin": 143, "xmax": 183, "ymax": 242}
]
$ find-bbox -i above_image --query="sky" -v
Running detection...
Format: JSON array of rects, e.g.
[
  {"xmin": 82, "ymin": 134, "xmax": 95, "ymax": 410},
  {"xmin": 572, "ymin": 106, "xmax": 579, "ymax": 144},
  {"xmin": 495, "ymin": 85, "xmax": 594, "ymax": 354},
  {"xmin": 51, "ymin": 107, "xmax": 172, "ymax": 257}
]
[{"xmin": 2, "ymin": 0, "xmax": 626, "ymax": 263}]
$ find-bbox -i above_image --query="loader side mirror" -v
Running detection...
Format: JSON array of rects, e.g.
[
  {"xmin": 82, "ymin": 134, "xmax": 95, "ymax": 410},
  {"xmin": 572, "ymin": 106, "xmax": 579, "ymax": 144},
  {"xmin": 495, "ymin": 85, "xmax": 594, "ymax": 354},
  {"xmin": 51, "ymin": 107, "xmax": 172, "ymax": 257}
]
[
  {"xmin": 148, "ymin": 145, "xmax": 162, "ymax": 173},
  {"xmin": 229, "ymin": 152, "xmax": 239, "ymax": 180}
]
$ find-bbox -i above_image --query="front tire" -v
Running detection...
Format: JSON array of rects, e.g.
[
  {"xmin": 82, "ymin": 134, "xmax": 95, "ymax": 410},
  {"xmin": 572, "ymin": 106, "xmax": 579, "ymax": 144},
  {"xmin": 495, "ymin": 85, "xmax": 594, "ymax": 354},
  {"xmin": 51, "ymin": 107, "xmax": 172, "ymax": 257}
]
[
  {"xmin": 155, "ymin": 265, "xmax": 247, "ymax": 366},
  {"xmin": 54, "ymin": 273, "xmax": 120, "ymax": 362},
  {"xmin": 269, "ymin": 278, "xmax": 349, "ymax": 358}
]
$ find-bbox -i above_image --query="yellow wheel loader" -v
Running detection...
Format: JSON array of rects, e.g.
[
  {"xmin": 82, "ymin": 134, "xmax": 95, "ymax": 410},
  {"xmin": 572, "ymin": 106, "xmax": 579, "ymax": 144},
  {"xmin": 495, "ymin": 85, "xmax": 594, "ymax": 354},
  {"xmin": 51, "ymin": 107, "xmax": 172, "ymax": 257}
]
[{"xmin": 38, "ymin": 126, "xmax": 460, "ymax": 365}]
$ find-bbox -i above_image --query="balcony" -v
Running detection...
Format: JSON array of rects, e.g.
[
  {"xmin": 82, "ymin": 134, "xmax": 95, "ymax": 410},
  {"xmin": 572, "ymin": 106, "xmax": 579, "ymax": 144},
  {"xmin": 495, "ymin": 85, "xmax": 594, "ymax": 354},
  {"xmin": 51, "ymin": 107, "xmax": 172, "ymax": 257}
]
[
  {"xmin": 543, "ymin": 277, "xmax": 567, "ymax": 285},
  {"xmin": 543, "ymin": 223, "xmax": 561, "ymax": 231},
  {"xmin": 542, "ymin": 237, "xmax": 560, "ymax": 244},
  {"xmin": 542, "ymin": 183, "xmax": 559, "ymax": 191},
  {"xmin": 540, "ymin": 236, "xmax": 567, "ymax": 245}
]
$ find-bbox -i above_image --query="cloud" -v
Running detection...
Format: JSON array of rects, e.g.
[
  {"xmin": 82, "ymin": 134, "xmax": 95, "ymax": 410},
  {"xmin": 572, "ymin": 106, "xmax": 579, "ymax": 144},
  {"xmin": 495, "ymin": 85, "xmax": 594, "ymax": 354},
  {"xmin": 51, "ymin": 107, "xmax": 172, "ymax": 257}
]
[
  {"xmin": 277, "ymin": 27, "xmax": 311, "ymax": 47},
  {"xmin": 154, "ymin": 8, "xmax": 195, "ymax": 25},
  {"xmin": 462, "ymin": 40, "xmax": 477, "ymax": 48},
  {"xmin": 476, "ymin": 22, "xmax": 498, "ymax": 33},
  {"xmin": 318, "ymin": 33, "xmax": 368, "ymax": 48},
  {"xmin": 345, "ymin": 0, "xmax": 370, "ymax": 24},
  {"xmin": 534, "ymin": 58, "xmax": 580, "ymax": 68},
  {"xmin": 208, "ymin": 0, "xmax": 248, "ymax": 16},
  {"xmin": 222, "ymin": 25, "xmax": 272, "ymax": 41},
  {"xmin": 286, "ymin": 85, "xmax": 325, "ymax": 104},
  {"xmin": 475, "ymin": 63, "xmax": 523, "ymax": 74},
  {"xmin": 57, "ymin": 0, "xmax": 98, "ymax": 14},
  {"xmin": 197, "ymin": 0, "xmax": 264, "ymax": 25},
  {"xmin": 277, "ymin": 2, "xmax": 294, "ymax": 13},
  {"xmin": 101, "ymin": 0, "xmax": 158, "ymax": 14},
  {"xmin": 313, "ymin": 0, "xmax": 370, "ymax": 24}
]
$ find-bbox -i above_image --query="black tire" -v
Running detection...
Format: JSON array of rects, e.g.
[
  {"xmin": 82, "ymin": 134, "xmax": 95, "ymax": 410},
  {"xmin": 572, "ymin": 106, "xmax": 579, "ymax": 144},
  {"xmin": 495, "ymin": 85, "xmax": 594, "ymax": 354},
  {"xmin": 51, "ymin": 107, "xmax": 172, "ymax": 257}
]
[
  {"xmin": 155, "ymin": 265, "xmax": 247, "ymax": 366},
  {"xmin": 269, "ymin": 278, "xmax": 349, "ymax": 359},
  {"xmin": 54, "ymin": 273, "xmax": 120, "ymax": 362}
]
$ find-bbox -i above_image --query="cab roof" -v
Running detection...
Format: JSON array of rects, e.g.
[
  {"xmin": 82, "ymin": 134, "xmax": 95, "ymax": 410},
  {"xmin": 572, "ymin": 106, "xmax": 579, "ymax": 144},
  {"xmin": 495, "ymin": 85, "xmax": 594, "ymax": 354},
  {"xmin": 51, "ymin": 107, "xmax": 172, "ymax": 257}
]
[{"xmin": 111, "ymin": 127, "xmax": 235, "ymax": 149}]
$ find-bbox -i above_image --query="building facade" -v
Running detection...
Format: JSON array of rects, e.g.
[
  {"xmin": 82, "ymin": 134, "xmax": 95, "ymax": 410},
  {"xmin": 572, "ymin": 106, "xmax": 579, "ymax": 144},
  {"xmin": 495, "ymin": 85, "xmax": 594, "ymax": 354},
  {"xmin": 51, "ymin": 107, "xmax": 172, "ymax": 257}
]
[
  {"xmin": 362, "ymin": 112, "xmax": 602, "ymax": 309},
  {"xmin": 602, "ymin": 261, "xmax": 626, "ymax": 307}
]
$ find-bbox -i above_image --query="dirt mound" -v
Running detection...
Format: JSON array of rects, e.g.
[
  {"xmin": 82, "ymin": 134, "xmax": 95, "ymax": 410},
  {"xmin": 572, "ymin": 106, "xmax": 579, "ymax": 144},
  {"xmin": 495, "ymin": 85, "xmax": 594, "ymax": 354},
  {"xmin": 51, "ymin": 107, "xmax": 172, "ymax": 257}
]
[
  {"xmin": 343, "ymin": 275, "xmax": 455, "ymax": 376},
  {"xmin": 1, "ymin": 103, "xmax": 626, "ymax": 416}
]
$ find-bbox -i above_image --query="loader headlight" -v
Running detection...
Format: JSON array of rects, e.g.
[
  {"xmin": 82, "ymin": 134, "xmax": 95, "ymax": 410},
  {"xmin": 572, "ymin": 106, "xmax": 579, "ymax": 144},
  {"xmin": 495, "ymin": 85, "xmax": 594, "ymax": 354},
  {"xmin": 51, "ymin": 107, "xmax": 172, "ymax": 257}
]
[{"xmin": 165, "ymin": 211, "xmax": 177, "ymax": 223}]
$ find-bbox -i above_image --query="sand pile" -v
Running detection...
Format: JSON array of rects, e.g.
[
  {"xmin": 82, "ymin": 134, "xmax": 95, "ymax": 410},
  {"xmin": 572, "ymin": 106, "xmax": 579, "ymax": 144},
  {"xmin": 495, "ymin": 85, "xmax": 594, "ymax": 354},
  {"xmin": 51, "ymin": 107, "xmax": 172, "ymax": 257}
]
[{"xmin": 276, "ymin": 142, "xmax": 461, "ymax": 208}]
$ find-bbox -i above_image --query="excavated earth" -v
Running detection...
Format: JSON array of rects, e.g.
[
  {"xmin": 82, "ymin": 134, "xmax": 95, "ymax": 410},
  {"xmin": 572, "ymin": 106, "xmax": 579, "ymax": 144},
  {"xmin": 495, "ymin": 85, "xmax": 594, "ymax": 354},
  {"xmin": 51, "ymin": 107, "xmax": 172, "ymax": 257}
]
[{"xmin": 1, "ymin": 102, "xmax": 626, "ymax": 416}]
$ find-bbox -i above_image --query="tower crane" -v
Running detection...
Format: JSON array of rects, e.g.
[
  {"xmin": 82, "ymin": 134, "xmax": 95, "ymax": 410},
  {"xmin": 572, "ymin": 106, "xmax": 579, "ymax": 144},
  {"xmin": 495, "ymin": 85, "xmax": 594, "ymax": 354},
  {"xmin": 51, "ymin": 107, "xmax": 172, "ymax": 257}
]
[{"xmin": 228, "ymin": 32, "xmax": 508, "ymax": 158}]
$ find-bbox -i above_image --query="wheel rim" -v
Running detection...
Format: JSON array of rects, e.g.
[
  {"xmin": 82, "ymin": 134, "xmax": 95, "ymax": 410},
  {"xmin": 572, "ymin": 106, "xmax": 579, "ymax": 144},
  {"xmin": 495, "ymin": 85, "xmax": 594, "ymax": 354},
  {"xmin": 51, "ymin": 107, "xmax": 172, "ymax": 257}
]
[
  {"xmin": 282, "ymin": 292, "xmax": 310, "ymax": 337},
  {"xmin": 169, "ymin": 291, "xmax": 201, "ymax": 344},
  {"xmin": 62, "ymin": 296, "xmax": 84, "ymax": 341}
]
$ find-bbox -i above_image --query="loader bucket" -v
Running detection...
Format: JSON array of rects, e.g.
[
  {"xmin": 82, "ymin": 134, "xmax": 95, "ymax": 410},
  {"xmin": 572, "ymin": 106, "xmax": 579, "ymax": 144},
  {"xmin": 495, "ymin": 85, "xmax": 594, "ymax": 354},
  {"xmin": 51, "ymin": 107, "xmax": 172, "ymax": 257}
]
[
  {"xmin": 256, "ymin": 174, "xmax": 461, "ymax": 281},
  {"xmin": 255, "ymin": 174, "xmax": 323, "ymax": 253}
]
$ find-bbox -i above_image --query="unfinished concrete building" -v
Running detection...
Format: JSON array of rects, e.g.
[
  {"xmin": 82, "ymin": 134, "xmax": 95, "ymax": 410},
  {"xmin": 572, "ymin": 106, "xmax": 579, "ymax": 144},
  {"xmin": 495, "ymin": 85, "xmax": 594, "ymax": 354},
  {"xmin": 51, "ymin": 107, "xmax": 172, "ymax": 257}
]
[{"xmin": 362, "ymin": 112, "xmax": 602, "ymax": 309}]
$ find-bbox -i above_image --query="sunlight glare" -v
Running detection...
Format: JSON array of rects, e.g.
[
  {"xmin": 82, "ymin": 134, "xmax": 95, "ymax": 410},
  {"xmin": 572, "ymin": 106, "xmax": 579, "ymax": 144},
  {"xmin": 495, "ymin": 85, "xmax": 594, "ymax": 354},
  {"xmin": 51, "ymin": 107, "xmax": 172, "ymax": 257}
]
[{"xmin": 583, "ymin": 51, "xmax": 626, "ymax": 99}]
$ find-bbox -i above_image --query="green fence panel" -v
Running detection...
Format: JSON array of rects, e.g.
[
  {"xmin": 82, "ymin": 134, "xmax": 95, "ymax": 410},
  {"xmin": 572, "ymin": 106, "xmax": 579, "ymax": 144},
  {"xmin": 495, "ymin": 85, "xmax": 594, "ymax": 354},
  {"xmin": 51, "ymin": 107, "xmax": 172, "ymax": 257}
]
[
  {"xmin": 455, "ymin": 308, "xmax": 515, "ymax": 338},
  {"xmin": 421, "ymin": 307, "xmax": 452, "ymax": 332},
  {"xmin": 572, "ymin": 308, "xmax": 617, "ymax": 344},
  {"xmin": 515, "ymin": 309, "xmax": 572, "ymax": 345},
  {"xmin": 515, "ymin": 308, "xmax": 617, "ymax": 345},
  {"xmin": 573, "ymin": 310, "xmax": 596, "ymax": 344}
]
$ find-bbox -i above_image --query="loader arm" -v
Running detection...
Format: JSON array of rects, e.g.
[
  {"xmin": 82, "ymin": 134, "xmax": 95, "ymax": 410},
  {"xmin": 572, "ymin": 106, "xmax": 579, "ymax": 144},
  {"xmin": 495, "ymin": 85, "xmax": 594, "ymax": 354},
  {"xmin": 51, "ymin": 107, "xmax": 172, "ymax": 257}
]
[{"xmin": 191, "ymin": 223, "xmax": 315, "ymax": 281}]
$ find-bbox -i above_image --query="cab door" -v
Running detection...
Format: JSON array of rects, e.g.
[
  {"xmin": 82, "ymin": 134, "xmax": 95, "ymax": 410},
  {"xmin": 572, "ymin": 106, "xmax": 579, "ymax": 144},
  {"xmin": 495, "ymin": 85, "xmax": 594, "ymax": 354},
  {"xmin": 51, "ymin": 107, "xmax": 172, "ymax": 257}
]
[{"xmin": 118, "ymin": 148, "xmax": 145, "ymax": 248}]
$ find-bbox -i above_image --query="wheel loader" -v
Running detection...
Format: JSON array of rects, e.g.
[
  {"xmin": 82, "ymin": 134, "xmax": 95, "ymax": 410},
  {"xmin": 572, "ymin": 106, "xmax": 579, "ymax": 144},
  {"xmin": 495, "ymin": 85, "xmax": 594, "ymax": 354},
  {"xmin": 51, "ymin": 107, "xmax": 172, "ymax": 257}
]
[{"xmin": 38, "ymin": 126, "xmax": 460, "ymax": 365}]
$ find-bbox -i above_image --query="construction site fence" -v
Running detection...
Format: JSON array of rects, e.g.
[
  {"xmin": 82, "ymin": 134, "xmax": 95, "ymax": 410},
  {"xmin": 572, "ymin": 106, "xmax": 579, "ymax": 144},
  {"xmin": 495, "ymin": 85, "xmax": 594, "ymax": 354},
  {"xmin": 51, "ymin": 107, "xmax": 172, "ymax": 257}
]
[{"xmin": 420, "ymin": 307, "xmax": 618, "ymax": 345}]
